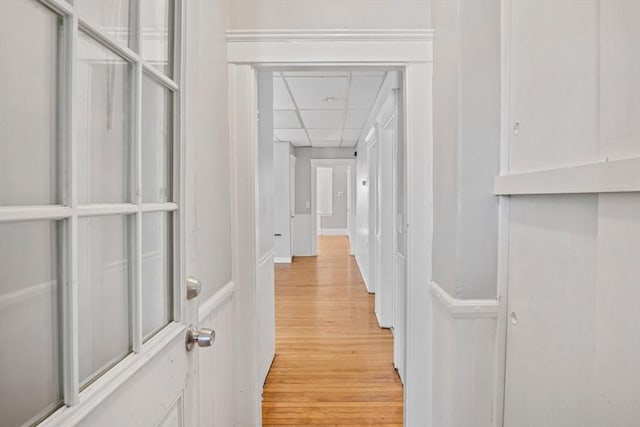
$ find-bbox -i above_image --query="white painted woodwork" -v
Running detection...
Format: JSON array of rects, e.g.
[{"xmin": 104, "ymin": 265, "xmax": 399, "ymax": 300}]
[
  {"xmin": 367, "ymin": 135, "xmax": 380, "ymax": 298},
  {"xmin": 393, "ymin": 252, "xmax": 407, "ymax": 382},
  {"xmin": 273, "ymin": 143, "xmax": 293, "ymax": 261},
  {"xmin": 225, "ymin": 29, "xmax": 434, "ymax": 426},
  {"xmin": 292, "ymin": 214, "xmax": 314, "ymax": 256},
  {"xmin": 495, "ymin": 157, "xmax": 640, "ymax": 196},
  {"xmin": 501, "ymin": 2, "xmax": 640, "ymax": 425},
  {"xmin": 374, "ymin": 91, "xmax": 398, "ymax": 329},
  {"xmin": 431, "ymin": 283, "xmax": 497, "ymax": 427},
  {"xmin": 198, "ymin": 283, "xmax": 235, "ymax": 427},
  {"xmin": 228, "ymin": 63, "xmax": 262, "ymax": 426},
  {"xmin": 256, "ymin": 250, "xmax": 276, "ymax": 386}
]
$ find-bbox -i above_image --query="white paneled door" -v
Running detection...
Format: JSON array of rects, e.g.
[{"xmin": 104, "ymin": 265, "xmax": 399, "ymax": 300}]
[{"xmin": 0, "ymin": 1, "xmax": 207, "ymax": 426}]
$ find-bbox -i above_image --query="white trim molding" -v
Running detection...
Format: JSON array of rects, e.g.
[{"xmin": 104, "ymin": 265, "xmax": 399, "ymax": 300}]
[
  {"xmin": 226, "ymin": 29, "xmax": 434, "ymax": 64},
  {"xmin": 226, "ymin": 29, "xmax": 434, "ymax": 43},
  {"xmin": 494, "ymin": 157, "xmax": 640, "ymax": 195},
  {"xmin": 429, "ymin": 281, "xmax": 499, "ymax": 319},
  {"xmin": 257, "ymin": 247, "xmax": 277, "ymax": 266},
  {"xmin": 198, "ymin": 281, "xmax": 235, "ymax": 322},
  {"xmin": 274, "ymin": 257, "xmax": 292, "ymax": 264}
]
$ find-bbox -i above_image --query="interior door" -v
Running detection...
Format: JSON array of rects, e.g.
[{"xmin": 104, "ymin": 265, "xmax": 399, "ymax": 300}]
[
  {"xmin": 289, "ymin": 154, "xmax": 296, "ymax": 256},
  {"xmin": 0, "ymin": 2, "xmax": 207, "ymax": 426},
  {"xmin": 367, "ymin": 138, "xmax": 380, "ymax": 295}
]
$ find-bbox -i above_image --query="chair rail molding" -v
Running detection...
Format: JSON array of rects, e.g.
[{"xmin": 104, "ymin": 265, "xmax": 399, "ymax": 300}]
[{"xmin": 429, "ymin": 281, "xmax": 499, "ymax": 319}]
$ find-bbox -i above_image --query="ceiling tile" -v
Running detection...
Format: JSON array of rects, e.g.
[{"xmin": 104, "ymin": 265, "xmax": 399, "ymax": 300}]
[
  {"xmin": 300, "ymin": 110, "xmax": 345, "ymax": 129},
  {"xmin": 274, "ymin": 110, "xmax": 301, "ymax": 128},
  {"xmin": 344, "ymin": 110, "xmax": 369, "ymax": 128},
  {"xmin": 348, "ymin": 76, "xmax": 383, "ymax": 110},
  {"xmin": 307, "ymin": 129, "xmax": 343, "ymax": 140},
  {"xmin": 273, "ymin": 76, "xmax": 295, "ymax": 110},
  {"xmin": 341, "ymin": 129, "xmax": 362, "ymax": 140},
  {"xmin": 274, "ymin": 129, "xmax": 308, "ymax": 142},
  {"xmin": 286, "ymin": 77, "xmax": 348, "ymax": 110}
]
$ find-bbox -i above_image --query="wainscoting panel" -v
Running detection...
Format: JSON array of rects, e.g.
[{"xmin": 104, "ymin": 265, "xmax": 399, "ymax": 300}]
[
  {"xmin": 430, "ymin": 281, "xmax": 498, "ymax": 427},
  {"xmin": 256, "ymin": 249, "xmax": 276, "ymax": 386},
  {"xmin": 393, "ymin": 252, "xmax": 406, "ymax": 382},
  {"xmin": 198, "ymin": 282, "xmax": 235, "ymax": 427}
]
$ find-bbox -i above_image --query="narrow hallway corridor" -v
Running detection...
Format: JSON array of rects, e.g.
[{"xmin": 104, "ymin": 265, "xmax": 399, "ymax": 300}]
[{"xmin": 262, "ymin": 236, "xmax": 403, "ymax": 426}]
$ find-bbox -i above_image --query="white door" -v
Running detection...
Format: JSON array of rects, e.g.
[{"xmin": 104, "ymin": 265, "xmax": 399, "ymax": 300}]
[
  {"xmin": 289, "ymin": 154, "xmax": 296, "ymax": 256},
  {"xmin": 376, "ymin": 102, "xmax": 396, "ymax": 329},
  {"xmin": 0, "ymin": 2, "xmax": 207, "ymax": 426},
  {"xmin": 367, "ymin": 138, "xmax": 380, "ymax": 295}
]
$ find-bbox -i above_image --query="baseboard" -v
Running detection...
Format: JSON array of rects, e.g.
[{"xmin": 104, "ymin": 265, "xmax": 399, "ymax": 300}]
[
  {"xmin": 429, "ymin": 281, "xmax": 499, "ymax": 319},
  {"xmin": 354, "ymin": 255, "xmax": 372, "ymax": 293},
  {"xmin": 274, "ymin": 257, "xmax": 292, "ymax": 264},
  {"xmin": 319, "ymin": 228, "xmax": 348, "ymax": 236}
]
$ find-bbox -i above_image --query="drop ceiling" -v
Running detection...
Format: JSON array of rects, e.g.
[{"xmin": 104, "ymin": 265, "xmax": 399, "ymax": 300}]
[{"xmin": 273, "ymin": 71, "xmax": 386, "ymax": 148}]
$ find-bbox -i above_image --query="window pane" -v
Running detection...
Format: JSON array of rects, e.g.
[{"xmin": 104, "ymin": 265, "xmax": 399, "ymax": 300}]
[
  {"xmin": 0, "ymin": 221, "xmax": 62, "ymax": 426},
  {"xmin": 75, "ymin": 0, "xmax": 132, "ymax": 49},
  {"xmin": 141, "ymin": 0, "xmax": 173, "ymax": 76},
  {"xmin": 142, "ymin": 212, "xmax": 173, "ymax": 340},
  {"xmin": 142, "ymin": 76, "xmax": 173, "ymax": 202},
  {"xmin": 0, "ymin": 0, "xmax": 60, "ymax": 206},
  {"xmin": 76, "ymin": 32, "xmax": 131, "ymax": 204},
  {"xmin": 78, "ymin": 215, "xmax": 131, "ymax": 386}
]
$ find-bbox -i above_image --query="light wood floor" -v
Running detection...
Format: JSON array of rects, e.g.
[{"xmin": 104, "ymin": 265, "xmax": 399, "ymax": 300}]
[{"xmin": 262, "ymin": 235, "xmax": 403, "ymax": 426}]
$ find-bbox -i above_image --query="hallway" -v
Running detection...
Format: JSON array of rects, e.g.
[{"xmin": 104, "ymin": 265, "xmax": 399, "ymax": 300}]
[{"xmin": 262, "ymin": 236, "xmax": 403, "ymax": 426}]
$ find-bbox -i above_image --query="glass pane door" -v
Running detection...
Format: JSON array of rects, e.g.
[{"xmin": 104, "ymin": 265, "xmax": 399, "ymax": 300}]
[{"xmin": 0, "ymin": 0, "xmax": 180, "ymax": 423}]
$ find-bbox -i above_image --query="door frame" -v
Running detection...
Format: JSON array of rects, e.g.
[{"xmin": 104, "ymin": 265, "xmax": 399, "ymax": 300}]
[
  {"xmin": 310, "ymin": 158, "xmax": 356, "ymax": 255},
  {"xmin": 226, "ymin": 29, "xmax": 434, "ymax": 426}
]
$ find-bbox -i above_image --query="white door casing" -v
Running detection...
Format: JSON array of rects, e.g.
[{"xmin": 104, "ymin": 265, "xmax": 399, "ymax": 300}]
[
  {"xmin": 226, "ymin": 29, "xmax": 434, "ymax": 426},
  {"xmin": 310, "ymin": 159, "xmax": 356, "ymax": 254}
]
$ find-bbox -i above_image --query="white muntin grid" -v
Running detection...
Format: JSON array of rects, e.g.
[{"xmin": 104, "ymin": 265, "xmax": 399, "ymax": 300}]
[{"xmin": 0, "ymin": 0, "xmax": 185, "ymax": 410}]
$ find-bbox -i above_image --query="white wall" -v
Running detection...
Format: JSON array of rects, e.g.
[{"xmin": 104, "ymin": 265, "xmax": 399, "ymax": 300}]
[
  {"xmin": 502, "ymin": 2, "xmax": 640, "ymax": 425},
  {"xmin": 320, "ymin": 165, "xmax": 349, "ymax": 231},
  {"xmin": 354, "ymin": 72, "xmax": 401, "ymax": 291},
  {"xmin": 427, "ymin": 1, "xmax": 501, "ymax": 425},
  {"xmin": 229, "ymin": 0, "xmax": 431, "ymax": 30},
  {"xmin": 431, "ymin": 0, "xmax": 501, "ymax": 301},
  {"xmin": 294, "ymin": 147, "xmax": 356, "ymax": 215}
]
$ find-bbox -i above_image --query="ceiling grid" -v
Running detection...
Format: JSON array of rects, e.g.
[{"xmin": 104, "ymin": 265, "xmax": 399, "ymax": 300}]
[{"xmin": 273, "ymin": 70, "xmax": 386, "ymax": 148}]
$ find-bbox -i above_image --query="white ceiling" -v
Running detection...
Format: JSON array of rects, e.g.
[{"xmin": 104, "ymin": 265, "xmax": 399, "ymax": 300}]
[{"xmin": 273, "ymin": 71, "xmax": 386, "ymax": 148}]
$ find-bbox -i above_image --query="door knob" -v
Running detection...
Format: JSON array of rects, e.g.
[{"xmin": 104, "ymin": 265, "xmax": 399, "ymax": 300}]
[{"xmin": 185, "ymin": 325, "xmax": 215, "ymax": 351}]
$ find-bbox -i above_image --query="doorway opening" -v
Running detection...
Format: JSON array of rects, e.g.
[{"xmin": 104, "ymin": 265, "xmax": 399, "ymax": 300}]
[
  {"xmin": 257, "ymin": 67, "xmax": 408, "ymax": 423},
  {"xmin": 226, "ymin": 29, "xmax": 434, "ymax": 425}
]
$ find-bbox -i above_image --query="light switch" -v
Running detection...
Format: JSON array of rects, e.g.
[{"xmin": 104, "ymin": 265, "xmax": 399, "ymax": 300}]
[{"xmin": 305, "ymin": 201, "xmax": 310, "ymax": 208}]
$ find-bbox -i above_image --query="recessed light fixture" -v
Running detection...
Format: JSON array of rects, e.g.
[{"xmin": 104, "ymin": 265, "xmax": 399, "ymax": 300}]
[{"xmin": 321, "ymin": 97, "xmax": 336, "ymax": 102}]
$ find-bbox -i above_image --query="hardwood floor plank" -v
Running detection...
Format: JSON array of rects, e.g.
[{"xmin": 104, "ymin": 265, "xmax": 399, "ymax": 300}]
[{"xmin": 262, "ymin": 236, "xmax": 403, "ymax": 426}]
